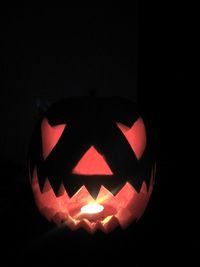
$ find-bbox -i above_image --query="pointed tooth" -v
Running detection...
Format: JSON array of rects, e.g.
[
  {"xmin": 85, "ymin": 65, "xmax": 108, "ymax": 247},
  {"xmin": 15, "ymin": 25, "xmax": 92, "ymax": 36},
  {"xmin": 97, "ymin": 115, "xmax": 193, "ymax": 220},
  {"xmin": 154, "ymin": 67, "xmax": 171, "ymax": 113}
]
[
  {"xmin": 97, "ymin": 185, "xmax": 114, "ymax": 199},
  {"xmin": 63, "ymin": 180, "xmax": 83, "ymax": 197},
  {"xmin": 65, "ymin": 216, "xmax": 81, "ymax": 231},
  {"xmin": 84, "ymin": 184, "xmax": 101, "ymax": 199},
  {"xmin": 38, "ymin": 178, "xmax": 46, "ymax": 192},
  {"xmin": 99, "ymin": 215, "xmax": 119, "ymax": 233},
  {"xmin": 31, "ymin": 167, "xmax": 40, "ymax": 188},
  {"xmin": 32, "ymin": 168, "xmax": 48, "ymax": 194},
  {"xmin": 69, "ymin": 186, "xmax": 94, "ymax": 208},
  {"xmin": 80, "ymin": 219, "xmax": 97, "ymax": 234},
  {"xmin": 139, "ymin": 181, "xmax": 148, "ymax": 194},
  {"xmin": 36, "ymin": 169, "xmax": 46, "ymax": 192},
  {"xmin": 42, "ymin": 178, "xmax": 52, "ymax": 193},
  {"xmin": 48, "ymin": 175, "xmax": 62, "ymax": 196},
  {"xmin": 96, "ymin": 186, "xmax": 117, "ymax": 208},
  {"xmin": 97, "ymin": 185, "xmax": 114, "ymax": 203},
  {"xmin": 128, "ymin": 177, "xmax": 143, "ymax": 193},
  {"xmin": 57, "ymin": 183, "xmax": 68, "ymax": 197},
  {"xmin": 100, "ymin": 183, "xmax": 125, "ymax": 195},
  {"xmin": 114, "ymin": 182, "xmax": 137, "ymax": 209}
]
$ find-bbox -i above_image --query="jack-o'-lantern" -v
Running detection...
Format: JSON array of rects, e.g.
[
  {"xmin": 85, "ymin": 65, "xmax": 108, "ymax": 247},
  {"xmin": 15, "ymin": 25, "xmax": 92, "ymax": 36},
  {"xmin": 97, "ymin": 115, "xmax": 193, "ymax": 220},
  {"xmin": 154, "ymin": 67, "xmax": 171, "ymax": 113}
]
[{"xmin": 29, "ymin": 97, "xmax": 155, "ymax": 233}]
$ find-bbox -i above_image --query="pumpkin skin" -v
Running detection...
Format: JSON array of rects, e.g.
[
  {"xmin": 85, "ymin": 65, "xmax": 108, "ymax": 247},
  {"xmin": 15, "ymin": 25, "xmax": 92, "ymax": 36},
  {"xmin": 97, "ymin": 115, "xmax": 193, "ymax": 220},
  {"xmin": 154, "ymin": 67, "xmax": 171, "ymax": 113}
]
[{"xmin": 29, "ymin": 97, "xmax": 155, "ymax": 233}]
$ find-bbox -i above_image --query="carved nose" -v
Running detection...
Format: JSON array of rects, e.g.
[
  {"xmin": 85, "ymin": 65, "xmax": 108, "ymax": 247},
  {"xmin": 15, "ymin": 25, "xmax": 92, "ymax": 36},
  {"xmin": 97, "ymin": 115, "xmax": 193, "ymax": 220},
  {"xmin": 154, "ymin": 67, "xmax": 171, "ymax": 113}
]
[{"xmin": 72, "ymin": 146, "xmax": 113, "ymax": 175}]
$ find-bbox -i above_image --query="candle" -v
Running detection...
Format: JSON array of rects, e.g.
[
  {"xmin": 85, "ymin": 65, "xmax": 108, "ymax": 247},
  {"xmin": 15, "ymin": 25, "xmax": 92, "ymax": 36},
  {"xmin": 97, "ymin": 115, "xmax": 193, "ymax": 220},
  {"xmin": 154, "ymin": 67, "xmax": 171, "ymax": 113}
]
[{"xmin": 81, "ymin": 203, "xmax": 104, "ymax": 214}]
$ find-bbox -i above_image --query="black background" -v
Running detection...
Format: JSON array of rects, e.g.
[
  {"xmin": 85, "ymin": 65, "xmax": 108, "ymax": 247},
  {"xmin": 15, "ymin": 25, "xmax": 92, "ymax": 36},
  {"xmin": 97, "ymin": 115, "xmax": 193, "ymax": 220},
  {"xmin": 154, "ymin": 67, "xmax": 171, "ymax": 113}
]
[{"xmin": 0, "ymin": 6, "xmax": 196, "ymax": 267}]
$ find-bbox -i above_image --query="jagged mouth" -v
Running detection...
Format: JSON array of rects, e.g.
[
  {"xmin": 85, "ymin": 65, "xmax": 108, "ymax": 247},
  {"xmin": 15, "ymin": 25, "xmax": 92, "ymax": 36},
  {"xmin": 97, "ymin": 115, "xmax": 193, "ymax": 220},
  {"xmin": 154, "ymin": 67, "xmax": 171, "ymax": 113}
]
[{"xmin": 31, "ymin": 167, "xmax": 153, "ymax": 233}]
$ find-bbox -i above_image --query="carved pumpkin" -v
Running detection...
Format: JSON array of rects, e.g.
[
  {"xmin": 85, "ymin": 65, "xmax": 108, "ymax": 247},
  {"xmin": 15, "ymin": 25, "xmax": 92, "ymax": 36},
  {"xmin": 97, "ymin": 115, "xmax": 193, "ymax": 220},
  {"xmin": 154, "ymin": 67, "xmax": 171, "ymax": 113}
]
[{"xmin": 29, "ymin": 97, "xmax": 155, "ymax": 233}]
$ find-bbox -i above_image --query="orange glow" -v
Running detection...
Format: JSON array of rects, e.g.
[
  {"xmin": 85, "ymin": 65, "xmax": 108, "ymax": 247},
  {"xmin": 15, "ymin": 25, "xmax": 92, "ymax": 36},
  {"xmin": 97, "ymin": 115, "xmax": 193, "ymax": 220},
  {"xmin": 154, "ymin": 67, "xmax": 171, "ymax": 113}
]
[
  {"xmin": 41, "ymin": 118, "xmax": 66, "ymax": 160},
  {"xmin": 72, "ymin": 146, "xmax": 113, "ymax": 175},
  {"xmin": 117, "ymin": 118, "xmax": 146, "ymax": 159},
  {"xmin": 31, "ymin": 167, "xmax": 154, "ymax": 233},
  {"xmin": 81, "ymin": 203, "xmax": 104, "ymax": 214}
]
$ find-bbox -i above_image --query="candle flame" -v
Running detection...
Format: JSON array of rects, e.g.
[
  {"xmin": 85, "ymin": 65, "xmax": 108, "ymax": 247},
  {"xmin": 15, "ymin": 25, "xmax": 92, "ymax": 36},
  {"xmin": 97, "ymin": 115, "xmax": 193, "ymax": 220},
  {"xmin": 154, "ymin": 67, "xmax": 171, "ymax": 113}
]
[{"xmin": 81, "ymin": 203, "xmax": 104, "ymax": 214}]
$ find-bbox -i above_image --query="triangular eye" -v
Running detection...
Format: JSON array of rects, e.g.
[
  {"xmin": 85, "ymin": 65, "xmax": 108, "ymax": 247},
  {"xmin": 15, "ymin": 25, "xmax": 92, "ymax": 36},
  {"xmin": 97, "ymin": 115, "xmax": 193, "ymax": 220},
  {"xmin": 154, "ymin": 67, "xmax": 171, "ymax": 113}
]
[
  {"xmin": 116, "ymin": 118, "xmax": 147, "ymax": 159},
  {"xmin": 41, "ymin": 118, "xmax": 66, "ymax": 160}
]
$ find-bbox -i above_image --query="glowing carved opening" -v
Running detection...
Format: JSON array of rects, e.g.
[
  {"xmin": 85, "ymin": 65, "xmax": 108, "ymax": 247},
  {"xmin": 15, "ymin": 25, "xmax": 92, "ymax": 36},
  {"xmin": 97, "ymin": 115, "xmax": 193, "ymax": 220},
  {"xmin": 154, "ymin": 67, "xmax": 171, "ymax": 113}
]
[
  {"xmin": 117, "ymin": 117, "xmax": 147, "ymax": 159},
  {"xmin": 72, "ymin": 146, "xmax": 113, "ymax": 175},
  {"xmin": 41, "ymin": 118, "xmax": 66, "ymax": 160}
]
